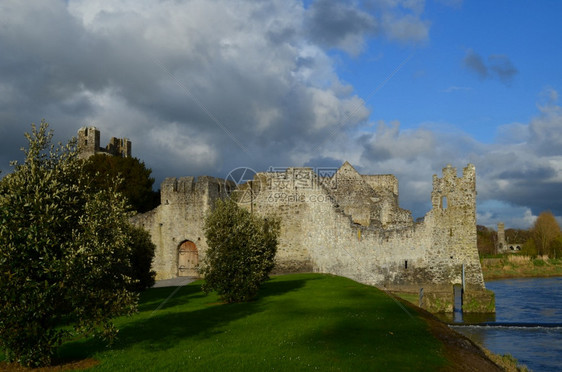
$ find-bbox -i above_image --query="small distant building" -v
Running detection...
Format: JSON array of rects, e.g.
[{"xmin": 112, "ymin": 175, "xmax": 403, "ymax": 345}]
[
  {"xmin": 77, "ymin": 126, "xmax": 131, "ymax": 159},
  {"xmin": 496, "ymin": 222, "xmax": 522, "ymax": 253}
]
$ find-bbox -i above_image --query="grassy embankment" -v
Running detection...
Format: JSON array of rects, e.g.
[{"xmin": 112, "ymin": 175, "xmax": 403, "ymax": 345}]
[
  {"xmin": 0, "ymin": 273, "xmax": 508, "ymax": 371},
  {"xmin": 481, "ymin": 254, "xmax": 562, "ymax": 280}
]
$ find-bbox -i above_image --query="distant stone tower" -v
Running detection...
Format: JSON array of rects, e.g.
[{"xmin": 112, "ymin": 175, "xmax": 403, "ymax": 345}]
[
  {"xmin": 77, "ymin": 127, "xmax": 100, "ymax": 159},
  {"xmin": 497, "ymin": 222, "xmax": 506, "ymax": 252},
  {"xmin": 77, "ymin": 127, "xmax": 131, "ymax": 159}
]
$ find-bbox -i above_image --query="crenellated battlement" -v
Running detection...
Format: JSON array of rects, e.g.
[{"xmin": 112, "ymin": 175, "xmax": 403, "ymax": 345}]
[
  {"xmin": 160, "ymin": 177, "xmax": 196, "ymax": 205},
  {"xmin": 159, "ymin": 176, "xmax": 235, "ymax": 207},
  {"xmin": 77, "ymin": 127, "xmax": 131, "ymax": 159},
  {"xmin": 431, "ymin": 164, "xmax": 476, "ymax": 212}
]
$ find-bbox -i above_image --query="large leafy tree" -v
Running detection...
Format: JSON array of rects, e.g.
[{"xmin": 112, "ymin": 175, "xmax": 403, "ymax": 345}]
[
  {"xmin": 125, "ymin": 224, "xmax": 157, "ymax": 292},
  {"xmin": 82, "ymin": 154, "xmax": 159, "ymax": 213},
  {"xmin": 505, "ymin": 228, "xmax": 531, "ymax": 245},
  {"xmin": 476, "ymin": 225, "xmax": 496, "ymax": 255},
  {"xmin": 201, "ymin": 199, "xmax": 279, "ymax": 303},
  {"xmin": 0, "ymin": 122, "xmax": 137, "ymax": 367},
  {"xmin": 532, "ymin": 211, "xmax": 561, "ymax": 258}
]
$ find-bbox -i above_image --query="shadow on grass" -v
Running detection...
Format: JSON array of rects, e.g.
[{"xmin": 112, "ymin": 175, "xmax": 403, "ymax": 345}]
[
  {"xmin": 136, "ymin": 284, "xmax": 205, "ymax": 313},
  {"xmin": 58, "ymin": 276, "xmax": 310, "ymax": 361},
  {"xmin": 258, "ymin": 275, "xmax": 320, "ymax": 298},
  {"xmin": 292, "ymin": 296, "xmax": 443, "ymax": 369},
  {"xmin": 300, "ymin": 316, "xmax": 442, "ymax": 369}
]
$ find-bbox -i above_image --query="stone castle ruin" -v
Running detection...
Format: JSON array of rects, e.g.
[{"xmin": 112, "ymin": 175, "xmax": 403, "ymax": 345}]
[
  {"xmin": 78, "ymin": 129, "xmax": 493, "ymax": 312},
  {"xmin": 77, "ymin": 126, "xmax": 131, "ymax": 159},
  {"xmin": 132, "ymin": 162, "xmax": 492, "ymax": 312}
]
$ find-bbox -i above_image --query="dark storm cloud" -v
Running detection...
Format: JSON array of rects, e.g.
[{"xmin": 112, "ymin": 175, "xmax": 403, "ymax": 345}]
[
  {"xmin": 1, "ymin": 1, "xmax": 557, "ymax": 230},
  {"xmin": 496, "ymin": 166, "xmax": 555, "ymax": 181},
  {"xmin": 304, "ymin": 0, "xmax": 429, "ymax": 54},
  {"xmin": 489, "ymin": 54, "xmax": 518, "ymax": 85},
  {"xmin": 463, "ymin": 49, "xmax": 518, "ymax": 85},
  {"xmin": 304, "ymin": 156, "xmax": 347, "ymax": 169},
  {"xmin": 482, "ymin": 177, "xmax": 562, "ymax": 220},
  {"xmin": 511, "ymin": 181, "xmax": 562, "ymax": 216},
  {"xmin": 477, "ymin": 100, "xmax": 562, "ymax": 219},
  {"xmin": 305, "ymin": 0, "xmax": 377, "ymax": 54},
  {"xmin": 0, "ymin": 0, "xmax": 431, "ymax": 181},
  {"xmin": 463, "ymin": 49, "xmax": 488, "ymax": 79},
  {"xmin": 0, "ymin": 0, "xmax": 371, "ymax": 180}
]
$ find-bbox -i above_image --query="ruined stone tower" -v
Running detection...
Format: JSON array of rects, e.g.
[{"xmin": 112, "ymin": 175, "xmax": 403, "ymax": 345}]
[
  {"xmin": 77, "ymin": 127, "xmax": 131, "ymax": 159},
  {"xmin": 497, "ymin": 222, "xmax": 506, "ymax": 252},
  {"xmin": 495, "ymin": 222, "xmax": 522, "ymax": 252},
  {"xmin": 423, "ymin": 164, "xmax": 484, "ymax": 292}
]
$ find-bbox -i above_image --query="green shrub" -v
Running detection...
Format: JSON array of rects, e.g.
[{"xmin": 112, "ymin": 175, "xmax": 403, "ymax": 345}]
[
  {"xmin": 532, "ymin": 259, "xmax": 546, "ymax": 267},
  {"xmin": 520, "ymin": 239, "xmax": 537, "ymax": 257},
  {"xmin": 0, "ymin": 122, "xmax": 137, "ymax": 367},
  {"xmin": 126, "ymin": 225, "xmax": 156, "ymax": 292},
  {"xmin": 201, "ymin": 199, "xmax": 279, "ymax": 303}
]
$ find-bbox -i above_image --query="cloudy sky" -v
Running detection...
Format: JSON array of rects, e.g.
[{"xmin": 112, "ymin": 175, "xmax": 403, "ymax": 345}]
[{"xmin": 1, "ymin": 0, "xmax": 561, "ymax": 229}]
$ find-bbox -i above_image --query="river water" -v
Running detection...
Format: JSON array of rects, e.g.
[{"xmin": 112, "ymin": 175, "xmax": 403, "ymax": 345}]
[{"xmin": 452, "ymin": 277, "xmax": 562, "ymax": 372}]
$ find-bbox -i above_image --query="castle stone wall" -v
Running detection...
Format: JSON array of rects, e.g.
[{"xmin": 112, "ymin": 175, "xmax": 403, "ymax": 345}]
[
  {"xmin": 362, "ymin": 174, "xmax": 398, "ymax": 196},
  {"xmin": 131, "ymin": 162, "xmax": 486, "ymax": 297},
  {"xmin": 131, "ymin": 176, "xmax": 233, "ymax": 279}
]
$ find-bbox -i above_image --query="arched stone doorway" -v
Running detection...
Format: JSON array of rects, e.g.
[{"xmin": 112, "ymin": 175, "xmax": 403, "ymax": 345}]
[{"xmin": 178, "ymin": 240, "xmax": 198, "ymax": 277}]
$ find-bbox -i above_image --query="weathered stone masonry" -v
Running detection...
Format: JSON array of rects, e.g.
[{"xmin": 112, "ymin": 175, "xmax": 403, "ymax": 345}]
[
  {"xmin": 131, "ymin": 161, "xmax": 493, "ymax": 312},
  {"xmin": 131, "ymin": 176, "xmax": 234, "ymax": 279},
  {"xmin": 77, "ymin": 126, "xmax": 131, "ymax": 159}
]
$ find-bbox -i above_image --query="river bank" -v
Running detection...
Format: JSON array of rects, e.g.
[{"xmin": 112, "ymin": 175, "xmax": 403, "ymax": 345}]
[
  {"xmin": 397, "ymin": 298, "xmax": 523, "ymax": 371},
  {"xmin": 481, "ymin": 255, "xmax": 562, "ymax": 280},
  {"xmin": 453, "ymin": 277, "xmax": 562, "ymax": 372}
]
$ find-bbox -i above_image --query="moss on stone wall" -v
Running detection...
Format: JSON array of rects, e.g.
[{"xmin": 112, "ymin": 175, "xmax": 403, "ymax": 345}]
[
  {"xmin": 463, "ymin": 289, "xmax": 495, "ymax": 313},
  {"xmin": 396, "ymin": 288, "xmax": 495, "ymax": 314},
  {"xmin": 422, "ymin": 291, "xmax": 453, "ymax": 313}
]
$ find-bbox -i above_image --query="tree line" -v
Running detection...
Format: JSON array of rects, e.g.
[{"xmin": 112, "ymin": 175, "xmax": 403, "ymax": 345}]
[{"xmin": 477, "ymin": 211, "xmax": 562, "ymax": 258}]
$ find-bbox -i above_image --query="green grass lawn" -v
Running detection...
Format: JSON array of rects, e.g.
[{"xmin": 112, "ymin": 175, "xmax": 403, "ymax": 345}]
[{"xmin": 2, "ymin": 274, "xmax": 447, "ymax": 371}]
